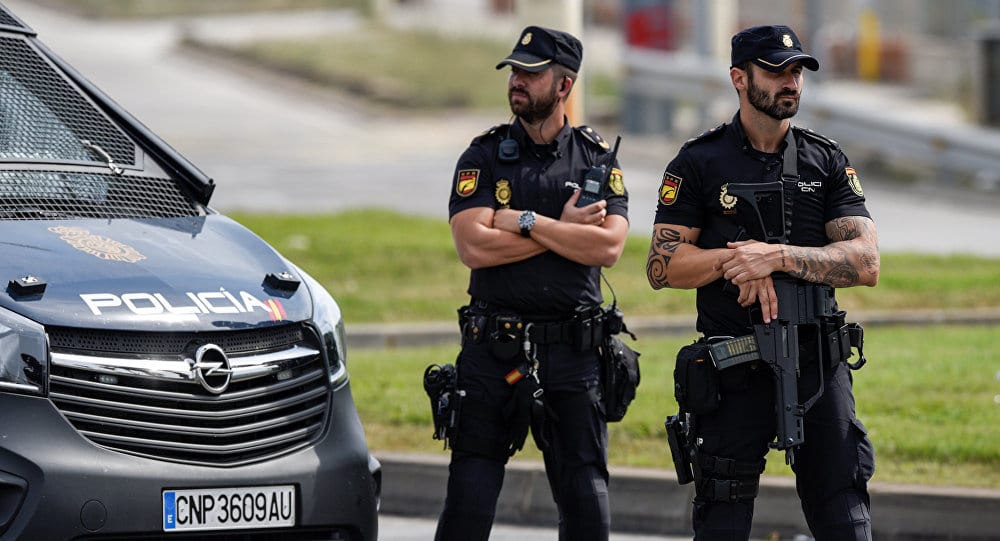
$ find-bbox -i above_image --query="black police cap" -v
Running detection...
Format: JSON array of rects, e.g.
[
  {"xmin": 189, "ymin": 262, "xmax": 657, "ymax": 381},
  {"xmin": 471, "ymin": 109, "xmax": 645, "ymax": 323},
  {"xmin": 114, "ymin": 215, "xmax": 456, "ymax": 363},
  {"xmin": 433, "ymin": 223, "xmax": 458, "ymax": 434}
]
[
  {"xmin": 496, "ymin": 26, "xmax": 583, "ymax": 73},
  {"xmin": 731, "ymin": 25, "xmax": 819, "ymax": 72}
]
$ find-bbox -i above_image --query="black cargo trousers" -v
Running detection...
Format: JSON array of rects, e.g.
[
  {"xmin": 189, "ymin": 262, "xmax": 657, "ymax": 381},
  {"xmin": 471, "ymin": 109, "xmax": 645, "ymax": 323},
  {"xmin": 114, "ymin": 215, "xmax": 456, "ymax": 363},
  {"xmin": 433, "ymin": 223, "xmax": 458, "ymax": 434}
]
[
  {"xmin": 691, "ymin": 357, "xmax": 875, "ymax": 541},
  {"xmin": 434, "ymin": 334, "xmax": 610, "ymax": 541}
]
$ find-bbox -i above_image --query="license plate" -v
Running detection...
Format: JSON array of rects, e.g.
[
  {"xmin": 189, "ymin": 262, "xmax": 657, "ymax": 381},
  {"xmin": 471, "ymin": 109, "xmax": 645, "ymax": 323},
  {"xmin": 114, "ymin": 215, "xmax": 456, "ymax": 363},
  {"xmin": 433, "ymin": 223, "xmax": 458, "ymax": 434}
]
[{"xmin": 162, "ymin": 485, "xmax": 295, "ymax": 532}]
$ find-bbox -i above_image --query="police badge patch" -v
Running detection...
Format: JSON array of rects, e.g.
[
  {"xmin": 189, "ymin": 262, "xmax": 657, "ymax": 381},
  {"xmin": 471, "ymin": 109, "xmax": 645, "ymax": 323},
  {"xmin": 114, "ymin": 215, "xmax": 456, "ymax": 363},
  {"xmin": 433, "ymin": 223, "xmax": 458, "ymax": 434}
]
[
  {"xmin": 49, "ymin": 226, "xmax": 146, "ymax": 263},
  {"xmin": 495, "ymin": 179, "xmax": 512, "ymax": 208},
  {"xmin": 719, "ymin": 183, "xmax": 737, "ymax": 210},
  {"xmin": 846, "ymin": 167, "xmax": 864, "ymax": 197},
  {"xmin": 456, "ymin": 169, "xmax": 479, "ymax": 197},
  {"xmin": 609, "ymin": 168, "xmax": 625, "ymax": 196},
  {"xmin": 659, "ymin": 171, "xmax": 682, "ymax": 205}
]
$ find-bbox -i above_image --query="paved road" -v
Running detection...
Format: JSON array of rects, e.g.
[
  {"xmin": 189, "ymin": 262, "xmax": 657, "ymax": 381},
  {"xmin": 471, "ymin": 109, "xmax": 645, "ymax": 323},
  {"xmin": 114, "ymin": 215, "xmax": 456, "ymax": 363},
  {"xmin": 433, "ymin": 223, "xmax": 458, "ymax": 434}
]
[
  {"xmin": 379, "ymin": 514, "xmax": 682, "ymax": 541},
  {"xmin": 11, "ymin": 0, "xmax": 1000, "ymax": 258}
]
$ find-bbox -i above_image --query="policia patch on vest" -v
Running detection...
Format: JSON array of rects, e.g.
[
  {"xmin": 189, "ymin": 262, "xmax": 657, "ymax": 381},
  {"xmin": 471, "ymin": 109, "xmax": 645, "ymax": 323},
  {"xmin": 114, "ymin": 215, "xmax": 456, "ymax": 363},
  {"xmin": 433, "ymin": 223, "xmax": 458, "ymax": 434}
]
[
  {"xmin": 456, "ymin": 169, "xmax": 479, "ymax": 197},
  {"xmin": 659, "ymin": 171, "xmax": 682, "ymax": 205}
]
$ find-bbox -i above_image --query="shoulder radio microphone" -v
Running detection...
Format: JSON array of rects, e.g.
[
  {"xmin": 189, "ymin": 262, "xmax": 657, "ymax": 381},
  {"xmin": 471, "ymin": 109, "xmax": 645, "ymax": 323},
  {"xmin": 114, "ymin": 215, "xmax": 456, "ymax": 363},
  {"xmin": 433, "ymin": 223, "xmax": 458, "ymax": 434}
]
[{"xmin": 575, "ymin": 135, "xmax": 622, "ymax": 207}]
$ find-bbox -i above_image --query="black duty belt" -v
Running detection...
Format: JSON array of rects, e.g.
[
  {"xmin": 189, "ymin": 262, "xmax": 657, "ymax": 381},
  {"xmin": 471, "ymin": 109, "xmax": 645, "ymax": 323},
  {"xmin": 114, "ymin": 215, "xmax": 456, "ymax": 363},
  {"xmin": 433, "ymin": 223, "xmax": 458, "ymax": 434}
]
[
  {"xmin": 460, "ymin": 301, "xmax": 604, "ymax": 350},
  {"xmin": 527, "ymin": 316, "xmax": 602, "ymax": 346}
]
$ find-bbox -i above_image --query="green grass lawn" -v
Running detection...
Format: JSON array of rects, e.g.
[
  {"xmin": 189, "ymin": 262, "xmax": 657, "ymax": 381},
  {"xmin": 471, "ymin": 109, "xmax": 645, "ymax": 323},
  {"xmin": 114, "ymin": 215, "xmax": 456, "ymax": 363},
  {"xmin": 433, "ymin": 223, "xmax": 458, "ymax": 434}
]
[
  {"xmin": 229, "ymin": 210, "xmax": 1000, "ymax": 325},
  {"xmin": 202, "ymin": 24, "xmax": 620, "ymax": 112},
  {"xmin": 215, "ymin": 28, "xmax": 512, "ymax": 110},
  {"xmin": 347, "ymin": 325, "xmax": 1000, "ymax": 489}
]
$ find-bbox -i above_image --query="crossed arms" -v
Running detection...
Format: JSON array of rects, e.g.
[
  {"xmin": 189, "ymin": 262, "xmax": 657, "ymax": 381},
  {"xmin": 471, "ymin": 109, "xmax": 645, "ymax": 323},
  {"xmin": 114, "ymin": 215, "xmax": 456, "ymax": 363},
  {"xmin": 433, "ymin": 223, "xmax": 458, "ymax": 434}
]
[
  {"xmin": 451, "ymin": 190, "xmax": 629, "ymax": 270},
  {"xmin": 646, "ymin": 216, "xmax": 880, "ymax": 322}
]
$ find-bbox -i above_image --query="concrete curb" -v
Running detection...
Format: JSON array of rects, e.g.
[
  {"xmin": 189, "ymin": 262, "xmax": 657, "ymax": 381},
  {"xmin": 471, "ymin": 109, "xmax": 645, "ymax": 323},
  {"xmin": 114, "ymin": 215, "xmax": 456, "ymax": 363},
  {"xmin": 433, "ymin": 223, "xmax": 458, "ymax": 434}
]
[
  {"xmin": 346, "ymin": 308, "xmax": 1000, "ymax": 350},
  {"xmin": 376, "ymin": 452, "xmax": 1000, "ymax": 541}
]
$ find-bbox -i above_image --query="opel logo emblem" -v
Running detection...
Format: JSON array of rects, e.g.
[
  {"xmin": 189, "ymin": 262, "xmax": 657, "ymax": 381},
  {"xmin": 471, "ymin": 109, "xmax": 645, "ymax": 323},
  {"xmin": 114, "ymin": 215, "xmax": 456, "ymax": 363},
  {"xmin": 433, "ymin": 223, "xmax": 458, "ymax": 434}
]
[{"xmin": 192, "ymin": 343, "xmax": 232, "ymax": 394}]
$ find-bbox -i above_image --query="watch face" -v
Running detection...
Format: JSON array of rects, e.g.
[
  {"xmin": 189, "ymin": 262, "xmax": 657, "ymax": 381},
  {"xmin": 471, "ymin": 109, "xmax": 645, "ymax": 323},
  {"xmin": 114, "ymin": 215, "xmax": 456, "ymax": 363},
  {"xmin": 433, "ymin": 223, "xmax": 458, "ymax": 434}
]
[
  {"xmin": 517, "ymin": 210, "xmax": 535, "ymax": 237},
  {"xmin": 518, "ymin": 210, "xmax": 534, "ymax": 232}
]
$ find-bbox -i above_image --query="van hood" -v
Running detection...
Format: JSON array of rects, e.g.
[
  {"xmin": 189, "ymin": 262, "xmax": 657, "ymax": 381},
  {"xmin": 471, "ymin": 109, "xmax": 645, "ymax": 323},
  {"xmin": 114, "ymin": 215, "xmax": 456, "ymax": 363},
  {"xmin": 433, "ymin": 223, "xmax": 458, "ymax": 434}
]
[{"xmin": 0, "ymin": 216, "xmax": 312, "ymax": 332}]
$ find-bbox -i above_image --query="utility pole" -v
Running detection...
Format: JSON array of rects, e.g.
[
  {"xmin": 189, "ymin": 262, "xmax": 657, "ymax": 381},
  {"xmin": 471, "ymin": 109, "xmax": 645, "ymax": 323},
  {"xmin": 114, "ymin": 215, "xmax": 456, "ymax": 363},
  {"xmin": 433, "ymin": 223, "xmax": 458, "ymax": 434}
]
[
  {"xmin": 694, "ymin": 0, "xmax": 736, "ymax": 63},
  {"xmin": 693, "ymin": 0, "xmax": 737, "ymax": 127},
  {"xmin": 805, "ymin": 0, "xmax": 823, "ymax": 82},
  {"xmin": 857, "ymin": 0, "xmax": 881, "ymax": 81}
]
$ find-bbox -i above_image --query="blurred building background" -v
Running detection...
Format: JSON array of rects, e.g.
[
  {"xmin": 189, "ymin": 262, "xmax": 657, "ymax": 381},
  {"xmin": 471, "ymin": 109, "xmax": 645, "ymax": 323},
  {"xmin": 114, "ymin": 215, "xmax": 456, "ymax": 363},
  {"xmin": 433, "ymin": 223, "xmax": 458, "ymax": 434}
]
[
  {"xmin": 456, "ymin": 0, "xmax": 997, "ymax": 189},
  {"xmin": 603, "ymin": 0, "xmax": 1000, "ymax": 128},
  {"xmin": 385, "ymin": 0, "xmax": 1000, "ymax": 130}
]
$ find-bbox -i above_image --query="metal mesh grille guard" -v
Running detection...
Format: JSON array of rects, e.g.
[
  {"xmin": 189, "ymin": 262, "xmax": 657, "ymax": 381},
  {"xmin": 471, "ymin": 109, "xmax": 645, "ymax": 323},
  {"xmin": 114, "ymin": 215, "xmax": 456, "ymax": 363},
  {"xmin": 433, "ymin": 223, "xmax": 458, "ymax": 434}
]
[
  {"xmin": 0, "ymin": 170, "xmax": 199, "ymax": 219},
  {"xmin": 0, "ymin": 7, "xmax": 25, "ymax": 30},
  {"xmin": 0, "ymin": 36, "xmax": 134, "ymax": 165},
  {"xmin": 47, "ymin": 324, "xmax": 333, "ymax": 466}
]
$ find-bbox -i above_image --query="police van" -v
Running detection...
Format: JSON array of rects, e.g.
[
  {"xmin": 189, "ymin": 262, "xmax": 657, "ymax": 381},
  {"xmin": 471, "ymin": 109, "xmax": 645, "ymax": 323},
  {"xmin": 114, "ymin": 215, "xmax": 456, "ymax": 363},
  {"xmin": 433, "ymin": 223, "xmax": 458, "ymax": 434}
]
[{"xmin": 0, "ymin": 4, "xmax": 379, "ymax": 539}]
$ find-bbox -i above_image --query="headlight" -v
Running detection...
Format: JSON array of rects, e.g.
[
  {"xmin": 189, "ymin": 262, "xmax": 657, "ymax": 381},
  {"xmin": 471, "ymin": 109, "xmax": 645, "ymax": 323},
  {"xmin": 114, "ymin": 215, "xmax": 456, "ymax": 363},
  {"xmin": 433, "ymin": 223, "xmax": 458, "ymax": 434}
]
[
  {"xmin": 296, "ymin": 267, "xmax": 349, "ymax": 389},
  {"xmin": 0, "ymin": 307, "xmax": 48, "ymax": 396}
]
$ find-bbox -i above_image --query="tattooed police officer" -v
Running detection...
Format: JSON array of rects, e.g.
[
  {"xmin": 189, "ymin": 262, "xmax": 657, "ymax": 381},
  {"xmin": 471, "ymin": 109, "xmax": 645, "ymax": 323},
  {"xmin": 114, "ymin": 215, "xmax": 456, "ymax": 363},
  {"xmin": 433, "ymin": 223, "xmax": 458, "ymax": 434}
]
[
  {"xmin": 647, "ymin": 25, "xmax": 879, "ymax": 540},
  {"xmin": 437, "ymin": 25, "xmax": 629, "ymax": 541}
]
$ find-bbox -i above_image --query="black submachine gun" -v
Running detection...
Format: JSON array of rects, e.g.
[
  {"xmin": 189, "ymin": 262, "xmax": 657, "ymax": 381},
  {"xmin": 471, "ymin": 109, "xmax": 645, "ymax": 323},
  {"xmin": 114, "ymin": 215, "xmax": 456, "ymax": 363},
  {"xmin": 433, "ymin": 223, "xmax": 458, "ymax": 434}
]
[{"xmin": 705, "ymin": 180, "xmax": 866, "ymax": 464}]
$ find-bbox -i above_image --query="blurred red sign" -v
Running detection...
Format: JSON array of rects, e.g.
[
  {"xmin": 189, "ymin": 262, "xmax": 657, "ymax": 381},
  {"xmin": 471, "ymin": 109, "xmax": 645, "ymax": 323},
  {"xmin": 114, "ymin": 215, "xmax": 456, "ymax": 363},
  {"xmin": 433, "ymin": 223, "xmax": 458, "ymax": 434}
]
[{"xmin": 625, "ymin": 4, "xmax": 675, "ymax": 50}]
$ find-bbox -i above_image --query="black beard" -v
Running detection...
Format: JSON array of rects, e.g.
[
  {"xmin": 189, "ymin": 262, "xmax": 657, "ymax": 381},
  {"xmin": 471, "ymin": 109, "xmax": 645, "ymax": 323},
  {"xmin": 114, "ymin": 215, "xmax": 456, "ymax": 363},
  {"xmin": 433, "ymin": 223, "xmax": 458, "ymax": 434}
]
[
  {"xmin": 747, "ymin": 72, "xmax": 799, "ymax": 120},
  {"xmin": 509, "ymin": 83, "xmax": 559, "ymax": 124}
]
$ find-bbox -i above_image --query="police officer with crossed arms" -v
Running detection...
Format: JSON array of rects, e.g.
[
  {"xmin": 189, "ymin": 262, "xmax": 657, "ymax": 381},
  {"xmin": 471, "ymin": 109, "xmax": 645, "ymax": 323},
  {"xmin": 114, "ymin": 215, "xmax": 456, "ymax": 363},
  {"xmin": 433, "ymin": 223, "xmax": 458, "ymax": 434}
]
[
  {"xmin": 438, "ymin": 25, "xmax": 630, "ymax": 541},
  {"xmin": 647, "ymin": 25, "xmax": 879, "ymax": 540}
]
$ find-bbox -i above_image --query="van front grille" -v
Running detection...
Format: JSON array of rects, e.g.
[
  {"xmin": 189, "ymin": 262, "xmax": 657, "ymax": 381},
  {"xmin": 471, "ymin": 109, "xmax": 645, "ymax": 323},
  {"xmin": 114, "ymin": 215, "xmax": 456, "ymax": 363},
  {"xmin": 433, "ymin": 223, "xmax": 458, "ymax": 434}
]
[{"xmin": 46, "ymin": 324, "xmax": 332, "ymax": 466}]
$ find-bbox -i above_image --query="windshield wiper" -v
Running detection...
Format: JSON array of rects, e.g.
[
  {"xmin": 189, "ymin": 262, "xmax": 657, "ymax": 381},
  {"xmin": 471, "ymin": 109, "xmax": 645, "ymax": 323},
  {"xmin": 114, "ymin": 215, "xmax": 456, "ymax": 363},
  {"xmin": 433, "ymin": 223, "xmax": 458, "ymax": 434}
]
[{"xmin": 81, "ymin": 139, "xmax": 124, "ymax": 176}]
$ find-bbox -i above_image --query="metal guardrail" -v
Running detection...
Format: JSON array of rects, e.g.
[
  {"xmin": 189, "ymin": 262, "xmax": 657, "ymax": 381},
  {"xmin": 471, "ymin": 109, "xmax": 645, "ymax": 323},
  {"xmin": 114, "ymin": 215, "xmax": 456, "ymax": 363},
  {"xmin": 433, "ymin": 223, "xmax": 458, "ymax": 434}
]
[{"xmin": 622, "ymin": 47, "xmax": 1000, "ymax": 183}]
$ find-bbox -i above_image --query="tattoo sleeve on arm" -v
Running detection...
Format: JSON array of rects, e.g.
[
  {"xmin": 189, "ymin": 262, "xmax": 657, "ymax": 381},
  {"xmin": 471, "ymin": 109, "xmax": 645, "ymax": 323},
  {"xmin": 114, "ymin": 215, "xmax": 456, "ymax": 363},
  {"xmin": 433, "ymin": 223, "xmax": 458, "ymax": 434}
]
[
  {"xmin": 784, "ymin": 216, "xmax": 878, "ymax": 287},
  {"xmin": 836, "ymin": 217, "xmax": 881, "ymax": 279},
  {"xmin": 646, "ymin": 226, "xmax": 688, "ymax": 289}
]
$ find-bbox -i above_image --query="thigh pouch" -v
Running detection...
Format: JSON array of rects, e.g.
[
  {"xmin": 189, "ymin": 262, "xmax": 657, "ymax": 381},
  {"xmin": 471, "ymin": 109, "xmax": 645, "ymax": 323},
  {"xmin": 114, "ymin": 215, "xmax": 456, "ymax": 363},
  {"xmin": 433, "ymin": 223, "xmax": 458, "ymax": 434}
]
[{"xmin": 694, "ymin": 453, "xmax": 767, "ymax": 503}]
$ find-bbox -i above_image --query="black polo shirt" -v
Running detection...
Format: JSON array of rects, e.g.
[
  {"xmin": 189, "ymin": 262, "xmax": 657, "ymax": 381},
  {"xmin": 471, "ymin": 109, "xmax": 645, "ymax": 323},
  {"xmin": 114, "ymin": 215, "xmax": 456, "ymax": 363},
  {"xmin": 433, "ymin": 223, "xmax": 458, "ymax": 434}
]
[
  {"xmin": 653, "ymin": 112, "xmax": 871, "ymax": 336},
  {"xmin": 449, "ymin": 118, "xmax": 628, "ymax": 316}
]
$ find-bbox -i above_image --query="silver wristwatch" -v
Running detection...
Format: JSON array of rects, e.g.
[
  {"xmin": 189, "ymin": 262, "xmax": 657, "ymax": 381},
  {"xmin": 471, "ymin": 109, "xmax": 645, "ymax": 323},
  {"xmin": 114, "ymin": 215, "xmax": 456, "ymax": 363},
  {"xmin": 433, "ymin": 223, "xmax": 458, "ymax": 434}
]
[{"xmin": 518, "ymin": 210, "xmax": 536, "ymax": 237}]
